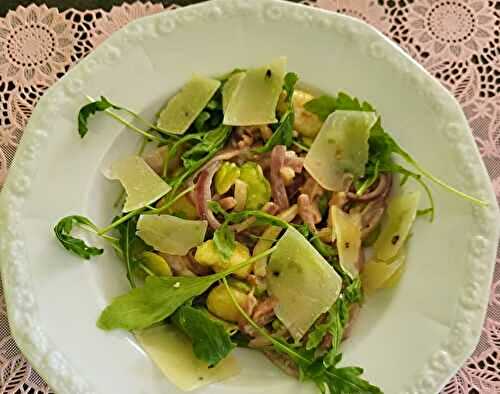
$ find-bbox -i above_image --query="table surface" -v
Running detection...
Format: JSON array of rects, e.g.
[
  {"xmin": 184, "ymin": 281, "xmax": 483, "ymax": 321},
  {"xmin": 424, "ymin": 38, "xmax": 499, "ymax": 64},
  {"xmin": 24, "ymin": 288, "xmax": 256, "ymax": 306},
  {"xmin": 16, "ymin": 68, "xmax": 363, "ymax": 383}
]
[{"xmin": 0, "ymin": 1, "xmax": 499, "ymax": 393}]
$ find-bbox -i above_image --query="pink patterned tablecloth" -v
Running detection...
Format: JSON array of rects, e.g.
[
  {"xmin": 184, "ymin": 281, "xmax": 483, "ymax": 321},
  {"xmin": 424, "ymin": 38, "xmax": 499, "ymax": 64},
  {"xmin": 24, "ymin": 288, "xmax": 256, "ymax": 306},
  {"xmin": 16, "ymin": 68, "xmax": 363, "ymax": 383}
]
[{"xmin": 0, "ymin": 1, "xmax": 498, "ymax": 393}]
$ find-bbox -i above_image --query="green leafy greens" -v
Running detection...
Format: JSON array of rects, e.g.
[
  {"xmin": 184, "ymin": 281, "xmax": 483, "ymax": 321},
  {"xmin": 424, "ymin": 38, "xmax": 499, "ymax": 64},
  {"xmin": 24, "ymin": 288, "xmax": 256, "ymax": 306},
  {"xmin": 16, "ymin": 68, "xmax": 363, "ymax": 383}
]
[
  {"xmin": 307, "ymin": 279, "xmax": 362, "ymax": 368},
  {"xmin": 181, "ymin": 125, "xmax": 232, "ymax": 169},
  {"xmin": 222, "ymin": 279, "xmax": 381, "ymax": 394},
  {"xmin": 303, "ymin": 95, "xmax": 337, "ymax": 121},
  {"xmin": 97, "ymin": 275, "xmax": 213, "ymax": 331},
  {"xmin": 254, "ymin": 111, "xmax": 294, "ymax": 153},
  {"xmin": 283, "ymin": 72, "xmax": 299, "ymax": 102},
  {"xmin": 209, "ymin": 201, "xmax": 290, "ymax": 261},
  {"xmin": 172, "ymin": 305, "xmax": 235, "ymax": 366},
  {"xmin": 193, "ymin": 111, "xmax": 212, "ymax": 133},
  {"xmin": 115, "ymin": 215, "xmax": 140, "ymax": 288},
  {"xmin": 303, "ymin": 353, "xmax": 382, "ymax": 394},
  {"xmin": 213, "ymin": 222, "xmax": 236, "ymax": 261},
  {"xmin": 191, "ymin": 87, "xmax": 224, "ymax": 134},
  {"xmin": 306, "ymin": 299, "xmax": 346, "ymax": 356},
  {"xmin": 54, "ymin": 216, "xmax": 104, "ymax": 259},
  {"xmin": 78, "ymin": 97, "xmax": 120, "ymax": 138},
  {"xmin": 78, "ymin": 96, "xmax": 179, "ymax": 143},
  {"xmin": 165, "ymin": 125, "xmax": 233, "ymax": 197},
  {"xmin": 96, "ymin": 247, "xmax": 276, "ymax": 331},
  {"xmin": 304, "ymin": 92, "xmax": 486, "ymax": 213},
  {"xmin": 303, "ymin": 92, "xmax": 373, "ymax": 121}
]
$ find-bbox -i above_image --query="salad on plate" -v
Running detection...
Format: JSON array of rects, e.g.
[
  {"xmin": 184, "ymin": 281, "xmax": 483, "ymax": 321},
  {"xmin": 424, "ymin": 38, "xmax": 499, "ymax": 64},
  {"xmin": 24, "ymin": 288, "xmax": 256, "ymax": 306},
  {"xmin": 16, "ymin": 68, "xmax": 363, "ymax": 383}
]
[{"xmin": 54, "ymin": 58, "xmax": 484, "ymax": 393}]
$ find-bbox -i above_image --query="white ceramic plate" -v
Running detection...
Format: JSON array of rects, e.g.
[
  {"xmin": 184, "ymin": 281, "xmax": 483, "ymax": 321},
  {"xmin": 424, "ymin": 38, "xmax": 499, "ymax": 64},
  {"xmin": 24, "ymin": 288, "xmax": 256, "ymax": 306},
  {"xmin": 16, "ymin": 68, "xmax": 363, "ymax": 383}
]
[{"xmin": 0, "ymin": 1, "xmax": 498, "ymax": 393}]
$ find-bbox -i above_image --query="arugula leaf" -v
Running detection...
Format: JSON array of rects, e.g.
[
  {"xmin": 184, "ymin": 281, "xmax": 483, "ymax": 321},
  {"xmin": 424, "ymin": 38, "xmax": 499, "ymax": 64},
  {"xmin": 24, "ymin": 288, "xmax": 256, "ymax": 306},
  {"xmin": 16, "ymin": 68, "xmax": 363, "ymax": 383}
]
[
  {"xmin": 97, "ymin": 275, "xmax": 214, "ymax": 330},
  {"xmin": 166, "ymin": 125, "xmax": 233, "ymax": 196},
  {"xmin": 304, "ymin": 95, "xmax": 337, "ymax": 121},
  {"xmin": 335, "ymin": 92, "xmax": 374, "ymax": 112},
  {"xmin": 54, "ymin": 216, "xmax": 104, "ymax": 259},
  {"xmin": 254, "ymin": 110, "xmax": 294, "ymax": 153},
  {"xmin": 192, "ymin": 89, "xmax": 224, "ymax": 133},
  {"xmin": 172, "ymin": 305, "xmax": 235, "ymax": 366},
  {"xmin": 367, "ymin": 118, "xmax": 403, "ymax": 172},
  {"xmin": 301, "ymin": 275, "xmax": 365, "ymax": 387},
  {"xmin": 181, "ymin": 125, "xmax": 233, "ymax": 169},
  {"xmin": 355, "ymin": 161, "xmax": 380, "ymax": 196},
  {"xmin": 324, "ymin": 300, "xmax": 350, "ymax": 366},
  {"xmin": 300, "ymin": 284, "xmax": 379, "ymax": 393},
  {"xmin": 206, "ymin": 98, "xmax": 222, "ymax": 110},
  {"xmin": 343, "ymin": 277, "xmax": 363, "ymax": 305},
  {"xmin": 283, "ymin": 72, "xmax": 299, "ymax": 102},
  {"xmin": 97, "ymin": 247, "xmax": 276, "ymax": 331},
  {"xmin": 213, "ymin": 222, "xmax": 236, "ymax": 261},
  {"xmin": 321, "ymin": 354, "xmax": 382, "ymax": 394},
  {"xmin": 306, "ymin": 294, "xmax": 352, "ymax": 362},
  {"xmin": 207, "ymin": 111, "xmax": 224, "ymax": 131},
  {"xmin": 306, "ymin": 311, "xmax": 333, "ymax": 351},
  {"xmin": 115, "ymin": 216, "xmax": 140, "ymax": 288},
  {"xmin": 206, "ymin": 87, "xmax": 223, "ymax": 111},
  {"xmin": 193, "ymin": 111, "xmax": 211, "ymax": 132},
  {"xmin": 164, "ymin": 133, "xmax": 204, "ymax": 171},
  {"xmin": 304, "ymin": 92, "xmax": 374, "ymax": 122},
  {"xmin": 79, "ymin": 96, "xmax": 176, "ymax": 144},
  {"xmin": 292, "ymin": 223, "xmax": 311, "ymax": 238},
  {"xmin": 365, "ymin": 119, "xmax": 436, "ymax": 220},
  {"xmin": 78, "ymin": 97, "xmax": 120, "ymax": 138},
  {"xmin": 370, "ymin": 107, "xmax": 485, "ymax": 207}
]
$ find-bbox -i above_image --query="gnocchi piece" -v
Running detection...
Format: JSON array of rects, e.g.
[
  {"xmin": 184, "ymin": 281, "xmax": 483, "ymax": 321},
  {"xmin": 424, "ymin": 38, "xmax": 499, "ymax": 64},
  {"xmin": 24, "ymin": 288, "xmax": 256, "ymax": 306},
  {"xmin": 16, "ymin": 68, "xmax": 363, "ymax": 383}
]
[
  {"xmin": 279, "ymin": 89, "xmax": 323, "ymax": 138},
  {"xmin": 194, "ymin": 240, "xmax": 252, "ymax": 279},
  {"xmin": 207, "ymin": 284, "xmax": 247, "ymax": 322}
]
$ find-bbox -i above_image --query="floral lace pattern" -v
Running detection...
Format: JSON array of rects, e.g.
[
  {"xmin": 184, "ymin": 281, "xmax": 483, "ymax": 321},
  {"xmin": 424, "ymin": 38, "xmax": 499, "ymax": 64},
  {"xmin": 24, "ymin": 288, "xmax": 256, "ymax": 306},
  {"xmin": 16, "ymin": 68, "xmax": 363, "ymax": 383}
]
[
  {"xmin": 0, "ymin": 5, "xmax": 73, "ymax": 86},
  {"xmin": 0, "ymin": 1, "xmax": 498, "ymax": 393}
]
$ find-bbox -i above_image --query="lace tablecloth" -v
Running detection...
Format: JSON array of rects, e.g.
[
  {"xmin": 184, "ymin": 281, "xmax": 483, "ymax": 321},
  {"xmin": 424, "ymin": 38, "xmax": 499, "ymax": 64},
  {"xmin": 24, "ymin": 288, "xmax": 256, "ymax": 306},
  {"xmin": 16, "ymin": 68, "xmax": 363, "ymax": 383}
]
[{"xmin": 0, "ymin": 0, "xmax": 498, "ymax": 393}]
